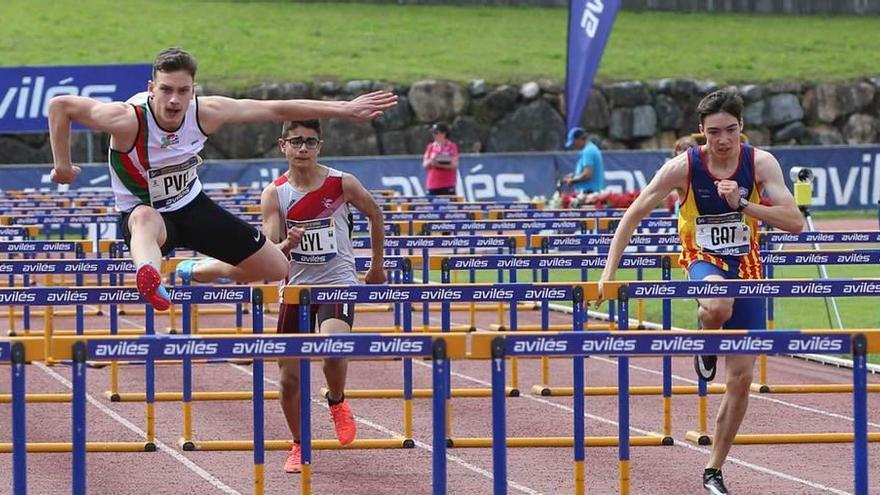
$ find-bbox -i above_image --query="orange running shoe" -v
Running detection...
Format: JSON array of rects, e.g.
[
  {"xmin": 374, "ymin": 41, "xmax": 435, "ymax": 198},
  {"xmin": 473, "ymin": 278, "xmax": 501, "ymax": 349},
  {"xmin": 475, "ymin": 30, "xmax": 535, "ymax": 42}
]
[
  {"xmin": 136, "ymin": 263, "xmax": 171, "ymax": 311},
  {"xmin": 283, "ymin": 442, "xmax": 302, "ymax": 473},
  {"xmin": 328, "ymin": 400, "xmax": 357, "ymax": 446}
]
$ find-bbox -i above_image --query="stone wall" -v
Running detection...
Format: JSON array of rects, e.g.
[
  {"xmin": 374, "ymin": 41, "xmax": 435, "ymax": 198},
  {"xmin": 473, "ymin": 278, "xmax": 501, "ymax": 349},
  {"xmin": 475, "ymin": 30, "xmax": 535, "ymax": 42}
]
[{"xmin": 1, "ymin": 77, "xmax": 879, "ymax": 164}]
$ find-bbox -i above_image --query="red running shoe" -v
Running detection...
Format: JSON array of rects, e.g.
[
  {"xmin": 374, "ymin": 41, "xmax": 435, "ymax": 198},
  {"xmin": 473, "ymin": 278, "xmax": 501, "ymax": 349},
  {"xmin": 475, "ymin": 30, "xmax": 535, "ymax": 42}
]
[
  {"xmin": 136, "ymin": 263, "xmax": 171, "ymax": 311},
  {"xmin": 329, "ymin": 400, "xmax": 357, "ymax": 446}
]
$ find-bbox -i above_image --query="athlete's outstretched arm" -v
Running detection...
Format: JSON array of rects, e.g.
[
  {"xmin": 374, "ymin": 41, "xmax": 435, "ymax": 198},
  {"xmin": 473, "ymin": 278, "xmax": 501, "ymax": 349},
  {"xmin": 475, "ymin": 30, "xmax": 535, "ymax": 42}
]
[
  {"xmin": 742, "ymin": 150, "xmax": 804, "ymax": 233},
  {"xmin": 597, "ymin": 155, "xmax": 688, "ymax": 302},
  {"xmin": 47, "ymin": 96, "xmax": 136, "ymax": 183},
  {"xmin": 343, "ymin": 174, "xmax": 386, "ymax": 284},
  {"xmin": 198, "ymin": 91, "xmax": 398, "ymax": 134}
]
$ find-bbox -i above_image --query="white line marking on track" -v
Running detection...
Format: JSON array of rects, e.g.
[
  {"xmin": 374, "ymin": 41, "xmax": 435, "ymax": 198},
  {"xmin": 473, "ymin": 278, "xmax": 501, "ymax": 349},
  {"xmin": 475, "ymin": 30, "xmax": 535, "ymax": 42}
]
[
  {"xmin": 229, "ymin": 363, "xmax": 541, "ymax": 495},
  {"xmin": 35, "ymin": 362, "xmax": 241, "ymax": 495}
]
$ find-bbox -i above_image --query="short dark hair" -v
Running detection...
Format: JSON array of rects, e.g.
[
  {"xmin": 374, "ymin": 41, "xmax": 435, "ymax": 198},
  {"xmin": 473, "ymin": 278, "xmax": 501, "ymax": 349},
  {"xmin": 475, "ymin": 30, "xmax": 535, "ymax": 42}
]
[
  {"xmin": 431, "ymin": 122, "xmax": 450, "ymax": 135},
  {"xmin": 153, "ymin": 47, "xmax": 197, "ymax": 79},
  {"xmin": 697, "ymin": 90, "xmax": 743, "ymax": 124},
  {"xmin": 281, "ymin": 120, "xmax": 321, "ymax": 139}
]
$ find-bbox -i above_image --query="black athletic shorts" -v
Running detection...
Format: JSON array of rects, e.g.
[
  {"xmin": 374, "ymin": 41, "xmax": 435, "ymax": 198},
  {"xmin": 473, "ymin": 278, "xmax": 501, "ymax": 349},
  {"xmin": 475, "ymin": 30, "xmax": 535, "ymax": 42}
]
[
  {"xmin": 276, "ymin": 303, "xmax": 356, "ymax": 334},
  {"xmin": 119, "ymin": 191, "xmax": 266, "ymax": 265}
]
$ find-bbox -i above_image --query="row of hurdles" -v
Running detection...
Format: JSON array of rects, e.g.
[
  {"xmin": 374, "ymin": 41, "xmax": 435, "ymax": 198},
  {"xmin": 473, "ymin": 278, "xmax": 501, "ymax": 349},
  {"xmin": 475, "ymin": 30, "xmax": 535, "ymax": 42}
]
[
  {"xmin": 2, "ymin": 234, "xmax": 880, "ymax": 432},
  {"xmin": 3, "ymin": 303, "xmax": 877, "ymax": 494},
  {"xmin": 2, "ymin": 281, "xmax": 879, "ymax": 452}
]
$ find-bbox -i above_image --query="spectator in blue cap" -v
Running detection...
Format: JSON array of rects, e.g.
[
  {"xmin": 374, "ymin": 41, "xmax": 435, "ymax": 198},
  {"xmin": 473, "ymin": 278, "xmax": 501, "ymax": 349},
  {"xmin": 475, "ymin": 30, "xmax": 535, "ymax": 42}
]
[{"xmin": 563, "ymin": 127, "xmax": 604, "ymax": 194}]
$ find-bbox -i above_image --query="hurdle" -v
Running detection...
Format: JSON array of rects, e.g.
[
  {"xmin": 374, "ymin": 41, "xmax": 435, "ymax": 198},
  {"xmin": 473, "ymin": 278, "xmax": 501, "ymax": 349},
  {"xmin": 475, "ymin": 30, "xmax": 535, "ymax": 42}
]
[
  {"xmin": 359, "ymin": 234, "xmax": 526, "ymax": 332},
  {"xmin": 103, "ymin": 257, "xmax": 421, "ymax": 404},
  {"xmin": 2, "ymin": 240, "xmax": 95, "ymax": 334},
  {"xmin": 103, "ymin": 286, "xmax": 267, "ymax": 410},
  {"xmin": 473, "ymin": 329, "xmax": 876, "ymax": 495},
  {"xmin": 611, "ymin": 278, "xmax": 880, "ymax": 445},
  {"xmin": 0, "ymin": 286, "xmax": 167, "ymax": 454},
  {"xmin": 182, "ymin": 283, "xmax": 524, "ymax": 452},
  {"xmin": 18, "ymin": 332, "xmax": 462, "ymax": 494},
  {"xmin": 756, "ymin": 231, "xmax": 880, "ymax": 393},
  {"xmin": 445, "ymin": 285, "xmax": 669, "ymax": 450}
]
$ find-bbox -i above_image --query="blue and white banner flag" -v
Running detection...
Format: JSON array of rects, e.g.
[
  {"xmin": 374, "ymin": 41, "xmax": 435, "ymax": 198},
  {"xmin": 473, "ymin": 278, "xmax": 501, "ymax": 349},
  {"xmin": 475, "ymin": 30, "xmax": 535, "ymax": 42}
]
[{"xmin": 566, "ymin": 0, "xmax": 621, "ymax": 131}]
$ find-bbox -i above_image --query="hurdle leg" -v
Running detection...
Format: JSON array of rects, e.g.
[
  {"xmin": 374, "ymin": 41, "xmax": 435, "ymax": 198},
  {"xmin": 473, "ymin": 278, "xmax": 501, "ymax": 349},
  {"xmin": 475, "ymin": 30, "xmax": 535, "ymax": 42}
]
[
  {"xmin": 490, "ymin": 337, "xmax": 507, "ymax": 495},
  {"xmin": 145, "ymin": 307, "xmax": 156, "ymax": 450},
  {"xmin": 108, "ymin": 303, "xmax": 120, "ymax": 400},
  {"xmin": 852, "ymin": 334, "xmax": 868, "ymax": 495},
  {"xmin": 299, "ymin": 295, "xmax": 313, "ymax": 495},
  {"xmin": 569, "ymin": 286, "xmax": 587, "ymax": 495},
  {"xmin": 43, "ymin": 306, "xmax": 54, "ymax": 363},
  {"xmin": 696, "ymin": 379, "xmax": 709, "ymax": 442},
  {"xmin": 573, "ymin": 356, "xmax": 585, "ymax": 495},
  {"xmin": 661, "ymin": 258, "xmax": 673, "ymax": 442},
  {"xmin": 403, "ymin": 298, "xmax": 415, "ymax": 444},
  {"xmin": 12, "ymin": 343, "xmax": 27, "ymax": 495},
  {"xmin": 539, "ymin": 268, "xmax": 550, "ymax": 390},
  {"xmin": 23, "ymin": 273, "xmax": 32, "ymax": 333},
  {"xmin": 180, "ymin": 303, "xmax": 194, "ymax": 449},
  {"xmin": 300, "ymin": 352, "xmax": 312, "ymax": 495},
  {"xmin": 252, "ymin": 289, "xmax": 265, "ymax": 495},
  {"xmin": 168, "ymin": 298, "xmax": 179, "ymax": 334},
  {"xmin": 757, "ymin": 267, "xmax": 773, "ymax": 392},
  {"xmin": 507, "ymin": 268, "xmax": 519, "ymax": 394},
  {"xmin": 616, "ymin": 286, "xmax": 631, "ymax": 495},
  {"xmin": 72, "ymin": 342, "xmax": 87, "ymax": 495},
  {"xmin": 440, "ymin": 282, "xmax": 453, "ymax": 438},
  {"xmin": 432, "ymin": 339, "xmax": 448, "ymax": 495}
]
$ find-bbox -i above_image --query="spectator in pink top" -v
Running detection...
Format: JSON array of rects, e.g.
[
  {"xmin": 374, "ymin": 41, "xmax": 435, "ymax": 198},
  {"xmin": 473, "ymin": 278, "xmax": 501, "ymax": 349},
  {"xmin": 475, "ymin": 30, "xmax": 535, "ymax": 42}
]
[{"xmin": 422, "ymin": 122, "xmax": 459, "ymax": 196}]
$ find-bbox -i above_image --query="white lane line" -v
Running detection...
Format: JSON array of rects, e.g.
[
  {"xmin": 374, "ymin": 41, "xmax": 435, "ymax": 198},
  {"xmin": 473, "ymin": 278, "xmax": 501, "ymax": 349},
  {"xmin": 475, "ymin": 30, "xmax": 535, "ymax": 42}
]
[
  {"xmin": 229, "ymin": 363, "xmax": 541, "ymax": 495},
  {"xmin": 594, "ymin": 356, "xmax": 880, "ymax": 429},
  {"xmin": 415, "ymin": 359, "xmax": 851, "ymax": 495},
  {"xmin": 35, "ymin": 362, "xmax": 240, "ymax": 495}
]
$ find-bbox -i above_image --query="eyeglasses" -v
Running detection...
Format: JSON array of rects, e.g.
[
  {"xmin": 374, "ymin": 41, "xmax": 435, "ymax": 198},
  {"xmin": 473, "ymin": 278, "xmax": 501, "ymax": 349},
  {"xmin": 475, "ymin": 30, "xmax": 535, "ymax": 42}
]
[{"xmin": 282, "ymin": 136, "xmax": 320, "ymax": 150}]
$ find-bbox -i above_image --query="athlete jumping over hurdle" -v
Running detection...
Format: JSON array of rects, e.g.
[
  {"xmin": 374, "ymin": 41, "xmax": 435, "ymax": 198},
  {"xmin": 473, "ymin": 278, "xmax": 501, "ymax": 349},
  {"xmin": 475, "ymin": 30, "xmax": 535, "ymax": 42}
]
[
  {"xmin": 48, "ymin": 47, "xmax": 396, "ymax": 311},
  {"xmin": 598, "ymin": 90, "xmax": 803, "ymax": 494},
  {"xmin": 262, "ymin": 120, "xmax": 386, "ymax": 473}
]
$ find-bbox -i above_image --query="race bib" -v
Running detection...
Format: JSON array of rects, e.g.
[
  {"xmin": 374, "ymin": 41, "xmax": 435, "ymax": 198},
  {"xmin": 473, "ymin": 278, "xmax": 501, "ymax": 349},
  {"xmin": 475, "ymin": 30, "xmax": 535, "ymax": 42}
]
[
  {"xmin": 695, "ymin": 212, "xmax": 751, "ymax": 256},
  {"xmin": 148, "ymin": 156, "xmax": 201, "ymax": 209},
  {"xmin": 435, "ymin": 152, "xmax": 453, "ymax": 164},
  {"xmin": 289, "ymin": 218, "xmax": 337, "ymax": 264}
]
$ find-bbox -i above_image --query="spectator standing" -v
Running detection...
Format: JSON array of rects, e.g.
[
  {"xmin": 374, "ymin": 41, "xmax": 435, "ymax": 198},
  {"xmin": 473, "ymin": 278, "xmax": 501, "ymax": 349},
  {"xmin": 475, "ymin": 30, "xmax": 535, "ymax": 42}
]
[{"xmin": 422, "ymin": 122, "xmax": 459, "ymax": 196}]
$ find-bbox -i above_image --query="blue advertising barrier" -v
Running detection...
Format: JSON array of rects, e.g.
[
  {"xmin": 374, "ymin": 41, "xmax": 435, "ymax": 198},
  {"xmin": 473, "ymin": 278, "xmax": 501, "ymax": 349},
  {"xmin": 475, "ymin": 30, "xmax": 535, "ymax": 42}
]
[
  {"xmin": 536, "ymin": 231, "xmax": 880, "ymax": 250},
  {"xmin": 0, "ymin": 286, "xmax": 252, "ymax": 306},
  {"xmin": 85, "ymin": 333, "xmax": 437, "ymax": 360},
  {"xmin": 0, "ymin": 240, "xmax": 88, "ymax": 254},
  {"xmin": 4, "ymin": 145, "xmax": 877, "ymax": 210},
  {"xmin": 0, "ymin": 64, "xmax": 152, "ymax": 133},
  {"xmin": 441, "ymin": 250, "xmax": 880, "ymax": 271},
  {"xmin": 623, "ymin": 279, "xmax": 880, "ymax": 299}
]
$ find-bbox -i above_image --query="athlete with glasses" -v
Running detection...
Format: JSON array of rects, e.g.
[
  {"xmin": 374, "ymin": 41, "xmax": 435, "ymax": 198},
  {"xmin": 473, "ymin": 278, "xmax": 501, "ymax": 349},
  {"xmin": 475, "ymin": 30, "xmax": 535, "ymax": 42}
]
[
  {"xmin": 260, "ymin": 119, "xmax": 385, "ymax": 472},
  {"xmin": 48, "ymin": 47, "xmax": 396, "ymax": 310}
]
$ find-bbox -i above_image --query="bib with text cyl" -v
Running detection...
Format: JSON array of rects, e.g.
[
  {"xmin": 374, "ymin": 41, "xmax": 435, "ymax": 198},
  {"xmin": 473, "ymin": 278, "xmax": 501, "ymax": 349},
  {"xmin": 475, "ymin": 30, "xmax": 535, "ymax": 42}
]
[
  {"xmin": 289, "ymin": 218, "xmax": 337, "ymax": 264},
  {"xmin": 695, "ymin": 212, "xmax": 751, "ymax": 256}
]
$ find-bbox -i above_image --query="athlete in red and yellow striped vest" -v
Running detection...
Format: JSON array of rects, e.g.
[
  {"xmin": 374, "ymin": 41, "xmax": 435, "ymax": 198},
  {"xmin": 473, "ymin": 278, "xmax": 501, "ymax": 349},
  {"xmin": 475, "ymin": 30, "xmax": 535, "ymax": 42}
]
[
  {"xmin": 678, "ymin": 142, "xmax": 763, "ymax": 280},
  {"xmin": 598, "ymin": 91, "xmax": 803, "ymax": 494}
]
